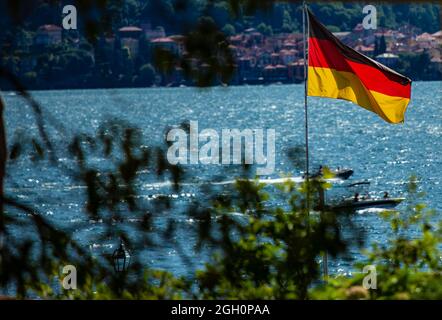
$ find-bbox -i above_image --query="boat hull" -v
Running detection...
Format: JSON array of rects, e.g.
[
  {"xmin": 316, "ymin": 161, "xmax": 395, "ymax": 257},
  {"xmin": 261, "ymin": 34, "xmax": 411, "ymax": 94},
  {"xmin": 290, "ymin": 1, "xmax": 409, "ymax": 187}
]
[
  {"xmin": 335, "ymin": 169, "xmax": 354, "ymax": 180},
  {"xmin": 307, "ymin": 168, "xmax": 354, "ymax": 180},
  {"xmin": 329, "ymin": 198, "xmax": 405, "ymax": 211}
]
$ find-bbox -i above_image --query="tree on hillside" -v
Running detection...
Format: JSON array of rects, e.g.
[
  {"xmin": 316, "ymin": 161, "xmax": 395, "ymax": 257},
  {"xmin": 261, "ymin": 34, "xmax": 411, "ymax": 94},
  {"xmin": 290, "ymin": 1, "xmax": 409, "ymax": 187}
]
[
  {"xmin": 378, "ymin": 34, "xmax": 387, "ymax": 55},
  {"xmin": 222, "ymin": 24, "xmax": 236, "ymax": 36},
  {"xmin": 139, "ymin": 63, "xmax": 156, "ymax": 86},
  {"xmin": 257, "ymin": 23, "xmax": 273, "ymax": 36}
]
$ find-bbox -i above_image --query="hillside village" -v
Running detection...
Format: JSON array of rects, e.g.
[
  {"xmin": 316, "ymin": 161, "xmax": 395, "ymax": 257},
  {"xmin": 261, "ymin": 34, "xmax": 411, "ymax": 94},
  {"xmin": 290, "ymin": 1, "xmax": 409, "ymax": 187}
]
[{"xmin": 2, "ymin": 20, "xmax": 441, "ymax": 89}]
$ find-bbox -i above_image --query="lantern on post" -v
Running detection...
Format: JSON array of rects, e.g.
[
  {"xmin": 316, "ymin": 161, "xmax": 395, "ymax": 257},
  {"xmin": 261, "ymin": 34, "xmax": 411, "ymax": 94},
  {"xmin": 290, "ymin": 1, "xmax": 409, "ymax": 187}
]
[{"xmin": 112, "ymin": 239, "xmax": 131, "ymax": 273}]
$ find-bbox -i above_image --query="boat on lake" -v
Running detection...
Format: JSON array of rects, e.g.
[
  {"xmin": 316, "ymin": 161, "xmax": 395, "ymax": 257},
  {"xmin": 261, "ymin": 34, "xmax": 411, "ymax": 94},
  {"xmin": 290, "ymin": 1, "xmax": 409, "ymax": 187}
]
[
  {"xmin": 306, "ymin": 167, "xmax": 354, "ymax": 180},
  {"xmin": 328, "ymin": 197, "xmax": 405, "ymax": 211},
  {"xmin": 333, "ymin": 168, "xmax": 354, "ymax": 180}
]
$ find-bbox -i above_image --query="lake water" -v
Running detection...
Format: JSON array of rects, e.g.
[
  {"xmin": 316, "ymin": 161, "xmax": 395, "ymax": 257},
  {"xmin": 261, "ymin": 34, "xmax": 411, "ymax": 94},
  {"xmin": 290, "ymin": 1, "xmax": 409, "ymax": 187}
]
[{"xmin": 3, "ymin": 82, "xmax": 442, "ymax": 277}]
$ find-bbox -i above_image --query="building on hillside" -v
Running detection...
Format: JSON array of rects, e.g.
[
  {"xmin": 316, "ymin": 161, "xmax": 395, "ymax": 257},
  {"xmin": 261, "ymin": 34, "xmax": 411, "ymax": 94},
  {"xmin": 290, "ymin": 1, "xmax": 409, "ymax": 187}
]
[
  {"xmin": 288, "ymin": 60, "xmax": 304, "ymax": 83},
  {"xmin": 282, "ymin": 40, "xmax": 297, "ymax": 51},
  {"xmin": 150, "ymin": 37, "xmax": 181, "ymax": 56},
  {"xmin": 279, "ymin": 49, "xmax": 297, "ymax": 64},
  {"xmin": 354, "ymin": 44, "xmax": 374, "ymax": 57},
  {"xmin": 270, "ymin": 52, "xmax": 280, "ymax": 65},
  {"xmin": 375, "ymin": 53, "xmax": 399, "ymax": 68},
  {"xmin": 255, "ymin": 52, "xmax": 272, "ymax": 68},
  {"xmin": 229, "ymin": 35, "xmax": 243, "ymax": 46},
  {"xmin": 431, "ymin": 30, "xmax": 442, "ymax": 45},
  {"xmin": 34, "ymin": 25, "xmax": 62, "ymax": 46},
  {"xmin": 415, "ymin": 32, "xmax": 437, "ymax": 50},
  {"xmin": 121, "ymin": 38, "xmax": 140, "ymax": 59},
  {"xmin": 237, "ymin": 56, "xmax": 263, "ymax": 84},
  {"xmin": 249, "ymin": 32, "xmax": 264, "ymax": 45},
  {"xmin": 118, "ymin": 26, "xmax": 142, "ymax": 39},
  {"xmin": 118, "ymin": 26, "xmax": 143, "ymax": 59},
  {"xmin": 263, "ymin": 64, "xmax": 288, "ymax": 83}
]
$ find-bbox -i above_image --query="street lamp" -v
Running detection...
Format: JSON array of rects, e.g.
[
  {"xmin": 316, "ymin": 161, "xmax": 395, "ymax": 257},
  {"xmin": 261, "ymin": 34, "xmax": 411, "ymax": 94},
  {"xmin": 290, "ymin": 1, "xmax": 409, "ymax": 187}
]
[{"xmin": 112, "ymin": 239, "xmax": 131, "ymax": 273}]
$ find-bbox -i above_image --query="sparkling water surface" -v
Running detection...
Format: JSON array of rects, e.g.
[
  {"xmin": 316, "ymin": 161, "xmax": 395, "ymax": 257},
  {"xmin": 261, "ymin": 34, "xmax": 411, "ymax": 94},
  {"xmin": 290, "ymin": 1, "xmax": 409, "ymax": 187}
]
[{"xmin": 3, "ymin": 82, "xmax": 442, "ymax": 277}]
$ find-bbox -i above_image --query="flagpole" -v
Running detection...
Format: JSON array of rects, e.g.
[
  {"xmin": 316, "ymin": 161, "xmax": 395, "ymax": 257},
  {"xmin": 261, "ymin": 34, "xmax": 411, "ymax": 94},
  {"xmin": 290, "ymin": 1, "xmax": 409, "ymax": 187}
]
[
  {"xmin": 302, "ymin": 0, "xmax": 310, "ymax": 181},
  {"xmin": 303, "ymin": 2, "xmax": 329, "ymax": 281},
  {"xmin": 302, "ymin": 0, "xmax": 312, "ymax": 230}
]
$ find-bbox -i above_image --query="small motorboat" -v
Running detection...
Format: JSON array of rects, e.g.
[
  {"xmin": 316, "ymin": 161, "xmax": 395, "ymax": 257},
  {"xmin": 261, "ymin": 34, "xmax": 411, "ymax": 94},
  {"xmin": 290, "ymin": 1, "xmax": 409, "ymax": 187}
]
[
  {"xmin": 328, "ymin": 197, "xmax": 405, "ymax": 211},
  {"xmin": 333, "ymin": 168, "xmax": 354, "ymax": 180},
  {"xmin": 306, "ymin": 167, "xmax": 354, "ymax": 180}
]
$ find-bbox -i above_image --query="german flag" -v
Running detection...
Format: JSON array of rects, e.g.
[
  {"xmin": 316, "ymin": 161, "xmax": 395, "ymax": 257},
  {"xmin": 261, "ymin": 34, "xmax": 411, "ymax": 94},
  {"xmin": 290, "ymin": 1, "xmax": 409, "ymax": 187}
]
[{"xmin": 307, "ymin": 9, "xmax": 412, "ymax": 124}]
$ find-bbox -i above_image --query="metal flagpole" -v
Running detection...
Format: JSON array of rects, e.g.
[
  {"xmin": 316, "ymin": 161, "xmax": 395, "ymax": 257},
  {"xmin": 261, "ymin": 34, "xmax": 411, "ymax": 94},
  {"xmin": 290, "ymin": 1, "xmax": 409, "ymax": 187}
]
[
  {"xmin": 303, "ymin": 1, "xmax": 329, "ymax": 280},
  {"xmin": 302, "ymin": 0, "xmax": 310, "ymax": 181},
  {"xmin": 302, "ymin": 1, "xmax": 310, "ymax": 226}
]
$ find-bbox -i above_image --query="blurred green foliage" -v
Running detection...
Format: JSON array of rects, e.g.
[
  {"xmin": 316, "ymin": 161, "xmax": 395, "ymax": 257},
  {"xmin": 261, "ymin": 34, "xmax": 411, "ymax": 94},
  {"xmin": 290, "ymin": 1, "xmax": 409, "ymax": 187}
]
[
  {"xmin": 0, "ymin": 0, "xmax": 441, "ymax": 300},
  {"xmin": 4, "ymin": 125, "xmax": 442, "ymax": 300},
  {"xmin": 311, "ymin": 177, "xmax": 442, "ymax": 300}
]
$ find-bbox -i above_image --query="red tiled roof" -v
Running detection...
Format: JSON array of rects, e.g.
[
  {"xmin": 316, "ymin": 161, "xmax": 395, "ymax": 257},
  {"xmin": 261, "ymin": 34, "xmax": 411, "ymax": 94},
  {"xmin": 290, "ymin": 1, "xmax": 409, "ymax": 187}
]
[
  {"xmin": 119, "ymin": 26, "xmax": 142, "ymax": 32},
  {"xmin": 169, "ymin": 35, "xmax": 185, "ymax": 41},
  {"xmin": 38, "ymin": 24, "xmax": 62, "ymax": 32},
  {"xmin": 354, "ymin": 45, "xmax": 374, "ymax": 52},
  {"xmin": 151, "ymin": 37, "xmax": 175, "ymax": 43},
  {"xmin": 230, "ymin": 35, "xmax": 242, "ymax": 41},
  {"xmin": 416, "ymin": 32, "xmax": 435, "ymax": 41}
]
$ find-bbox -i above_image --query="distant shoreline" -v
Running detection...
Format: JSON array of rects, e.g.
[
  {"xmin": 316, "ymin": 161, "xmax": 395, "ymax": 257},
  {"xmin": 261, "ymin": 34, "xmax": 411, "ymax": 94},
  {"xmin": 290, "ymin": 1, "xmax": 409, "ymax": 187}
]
[{"xmin": 1, "ymin": 79, "xmax": 441, "ymax": 94}]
